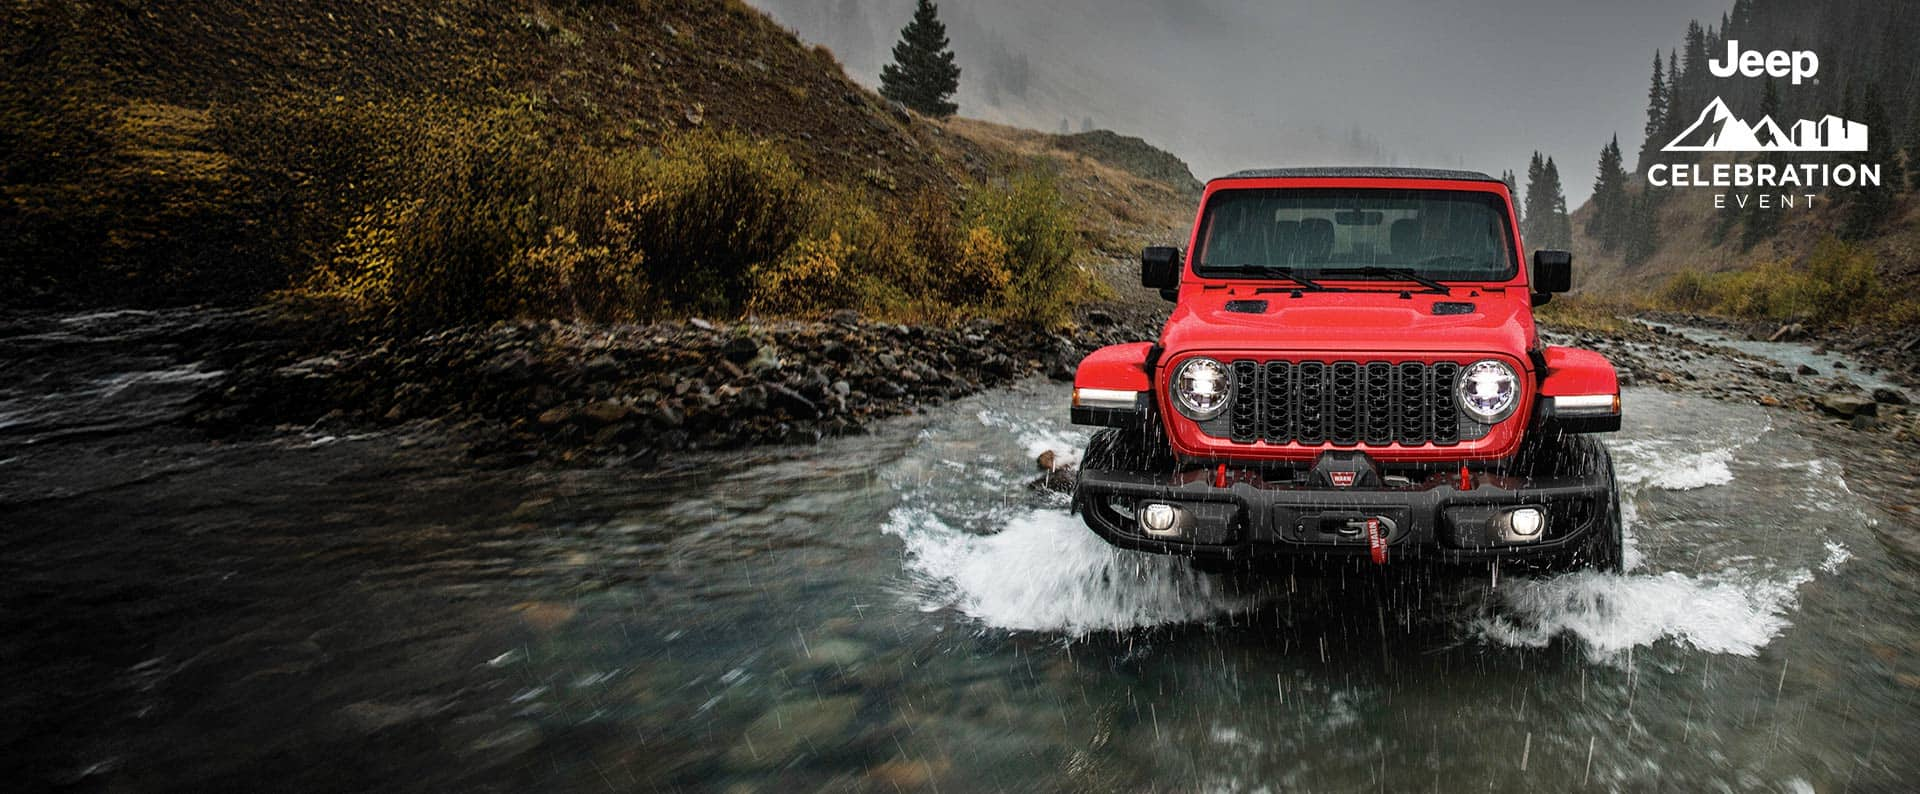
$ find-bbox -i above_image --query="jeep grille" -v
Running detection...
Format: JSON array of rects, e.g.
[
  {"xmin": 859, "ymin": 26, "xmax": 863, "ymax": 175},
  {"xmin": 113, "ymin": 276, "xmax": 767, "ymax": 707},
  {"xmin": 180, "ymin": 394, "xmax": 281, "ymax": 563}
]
[{"xmin": 1209, "ymin": 360, "xmax": 1489, "ymax": 447}]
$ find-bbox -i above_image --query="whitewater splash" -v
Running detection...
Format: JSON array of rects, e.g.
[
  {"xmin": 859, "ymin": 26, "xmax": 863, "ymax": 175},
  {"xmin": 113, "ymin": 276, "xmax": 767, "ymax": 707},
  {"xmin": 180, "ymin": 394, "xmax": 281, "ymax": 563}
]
[
  {"xmin": 1474, "ymin": 399, "xmax": 1866, "ymax": 662},
  {"xmin": 883, "ymin": 506, "xmax": 1252, "ymax": 634},
  {"xmin": 1475, "ymin": 568, "xmax": 1811, "ymax": 659},
  {"xmin": 882, "ymin": 397, "xmax": 1254, "ymax": 635}
]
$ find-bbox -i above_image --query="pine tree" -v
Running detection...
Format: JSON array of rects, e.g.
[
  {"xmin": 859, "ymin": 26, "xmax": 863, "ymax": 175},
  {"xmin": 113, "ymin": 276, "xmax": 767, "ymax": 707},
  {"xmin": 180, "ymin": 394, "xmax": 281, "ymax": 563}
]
[
  {"xmin": 1542, "ymin": 157, "xmax": 1572, "ymax": 250},
  {"xmin": 1662, "ymin": 51, "xmax": 1686, "ymax": 145},
  {"xmin": 1742, "ymin": 78, "xmax": 1784, "ymax": 249},
  {"xmin": 1638, "ymin": 52, "xmax": 1667, "ymax": 171},
  {"xmin": 1523, "ymin": 152, "xmax": 1548, "ymax": 245},
  {"xmin": 1623, "ymin": 191, "xmax": 1659, "ymax": 267},
  {"xmin": 1681, "ymin": 21, "xmax": 1710, "ymax": 106},
  {"xmin": 1843, "ymin": 83, "xmax": 1896, "ymax": 239},
  {"xmin": 1588, "ymin": 136, "xmax": 1630, "ymax": 253},
  {"xmin": 1908, "ymin": 104, "xmax": 1920, "ymax": 192},
  {"xmin": 878, "ymin": 0, "xmax": 961, "ymax": 118}
]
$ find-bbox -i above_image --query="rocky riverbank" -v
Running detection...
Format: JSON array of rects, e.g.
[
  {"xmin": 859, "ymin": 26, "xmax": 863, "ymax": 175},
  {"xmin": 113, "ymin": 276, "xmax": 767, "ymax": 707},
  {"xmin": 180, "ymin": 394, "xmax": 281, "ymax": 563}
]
[
  {"xmin": 196, "ymin": 307, "xmax": 1164, "ymax": 465},
  {"xmin": 191, "ymin": 303, "xmax": 1920, "ymax": 468},
  {"xmin": 1541, "ymin": 315, "xmax": 1919, "ymax": 442}
]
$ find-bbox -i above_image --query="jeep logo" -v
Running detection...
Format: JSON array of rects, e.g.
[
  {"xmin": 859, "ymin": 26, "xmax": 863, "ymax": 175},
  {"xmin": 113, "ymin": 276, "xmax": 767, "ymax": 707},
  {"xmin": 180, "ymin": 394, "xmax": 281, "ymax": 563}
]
[{"xmin": 1709, "ymin": 40, "xmax": 1818, "ymax": 85}]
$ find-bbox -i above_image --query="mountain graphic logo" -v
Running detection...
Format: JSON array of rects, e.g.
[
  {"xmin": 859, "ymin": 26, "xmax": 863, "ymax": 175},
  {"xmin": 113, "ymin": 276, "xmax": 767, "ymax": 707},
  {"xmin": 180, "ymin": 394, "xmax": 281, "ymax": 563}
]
[{"xmin": 1663, "ymin": 96, "xmax": 1867, "ymax": 152}]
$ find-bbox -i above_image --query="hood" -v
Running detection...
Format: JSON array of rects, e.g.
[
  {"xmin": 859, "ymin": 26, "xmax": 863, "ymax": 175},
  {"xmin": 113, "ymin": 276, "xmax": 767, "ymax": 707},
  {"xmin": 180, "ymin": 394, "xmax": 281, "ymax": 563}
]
[{"xmin": 1158, "ymin": 284, "xmax": 1536, "ymax": 360}]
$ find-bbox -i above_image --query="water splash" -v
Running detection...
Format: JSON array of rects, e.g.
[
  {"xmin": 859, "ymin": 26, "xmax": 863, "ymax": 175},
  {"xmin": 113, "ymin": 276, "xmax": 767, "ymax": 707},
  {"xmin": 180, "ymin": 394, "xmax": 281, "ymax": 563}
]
[
  {"xmin": 882, "ymin": 506, "xmax": 1253, "ymax": 635},
  {"xmin": 1474, "ymin": 568, "xmax": 1813, "ymax": 660}
]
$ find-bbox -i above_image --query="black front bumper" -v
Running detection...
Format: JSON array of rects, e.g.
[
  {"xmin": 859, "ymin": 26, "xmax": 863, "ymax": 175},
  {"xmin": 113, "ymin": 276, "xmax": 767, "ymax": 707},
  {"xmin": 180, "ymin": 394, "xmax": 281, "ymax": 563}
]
[{"xmin": 1072, "ymin": 442, "xmax": 1615, "ymax": 566}]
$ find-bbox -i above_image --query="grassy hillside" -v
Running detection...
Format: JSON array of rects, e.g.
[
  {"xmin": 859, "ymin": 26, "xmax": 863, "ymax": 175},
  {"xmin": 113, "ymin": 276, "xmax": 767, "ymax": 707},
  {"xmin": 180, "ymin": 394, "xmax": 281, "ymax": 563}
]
[
  {"xmin": 1567, "ymin": 172, "xmax": 1920, "ymax": 324},
  {"xmin": 0, "ymin": 0, "xmax": 1195, "ymax": 322}
]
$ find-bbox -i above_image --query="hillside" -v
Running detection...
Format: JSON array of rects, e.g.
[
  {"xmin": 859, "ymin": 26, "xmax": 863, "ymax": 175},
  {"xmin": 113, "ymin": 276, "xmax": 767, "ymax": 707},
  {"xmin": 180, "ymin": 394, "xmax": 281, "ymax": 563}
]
[
  {"xmin": 0, "ymin": 0, "xmax": 1196, "ymax": 312},
  {"xmin": 1568, "ymin": 172, "xmax": 1920, "ymax": 295},
  {"xmin": 1555, "ymin": 0, "xmax": 1919, "ymax": 319}
]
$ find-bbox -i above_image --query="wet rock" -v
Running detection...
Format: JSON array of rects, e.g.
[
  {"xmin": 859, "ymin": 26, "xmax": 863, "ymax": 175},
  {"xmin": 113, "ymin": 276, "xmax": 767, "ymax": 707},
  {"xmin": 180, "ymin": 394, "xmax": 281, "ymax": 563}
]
[
  {"xmin": 798, "ymin": 637, "xmax": 872, "ymax": 671},
  {"xmin": 580, "ymin": 400, "xmax": 632, "ymax": 424},
  {"xmin": 769, "ymin": 385, "xmax": 819, "ymax": 419},
  {"xmin": 337, "ymin": 698, "xmax": 450, "ymax": 734},
  {"xmin": 1818, "ymin": 393, "xmax": 1879, "ymax": 418},
  {"xmin": 1797, "ymin": 364, "xmax": 1819, "ymax": 376},
  {"xmin": 728, "ymin": 696, "xmax": 862, "ymax": 767},
  {"xmin": 1873, "ymin": 387, "xmax": 1910, "ymax": 406},
  {"xmin": 470, "ymin": 721, "xmax": 544, "ymax": 760},
  {"xmin": 721, "ymin": 336, "xmax": 760, "ymax": 364}
]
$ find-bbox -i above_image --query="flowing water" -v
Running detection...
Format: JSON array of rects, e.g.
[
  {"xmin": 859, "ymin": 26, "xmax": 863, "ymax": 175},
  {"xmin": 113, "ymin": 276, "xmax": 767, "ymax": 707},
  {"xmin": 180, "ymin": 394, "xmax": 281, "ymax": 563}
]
[{"xmin": 3, "ymin": 311, "xmax": 1917, "ymax": 791}]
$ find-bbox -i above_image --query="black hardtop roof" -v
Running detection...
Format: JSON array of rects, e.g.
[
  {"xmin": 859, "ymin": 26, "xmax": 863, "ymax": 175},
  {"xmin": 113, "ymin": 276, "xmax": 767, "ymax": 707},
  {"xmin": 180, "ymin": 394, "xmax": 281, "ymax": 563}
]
[{"xmin": 1211, "ymin": 167, "xmax": 1503, "ymax": 184}]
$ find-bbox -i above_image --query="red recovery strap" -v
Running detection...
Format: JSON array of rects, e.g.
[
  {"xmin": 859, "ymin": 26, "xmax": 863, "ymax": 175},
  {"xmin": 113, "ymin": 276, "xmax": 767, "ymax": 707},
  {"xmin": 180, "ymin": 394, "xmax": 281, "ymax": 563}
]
[{"xmin": 1367, "ymin": 517, "xmax": 1387, "ymax": 564}]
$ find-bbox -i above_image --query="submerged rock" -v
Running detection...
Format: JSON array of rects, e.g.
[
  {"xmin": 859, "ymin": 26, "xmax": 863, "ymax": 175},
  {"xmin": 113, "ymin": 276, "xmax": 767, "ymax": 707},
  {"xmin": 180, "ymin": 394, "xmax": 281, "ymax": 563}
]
[{"xmin": 728, "ymin": 695, "xmax": 862, "ymax": 767}]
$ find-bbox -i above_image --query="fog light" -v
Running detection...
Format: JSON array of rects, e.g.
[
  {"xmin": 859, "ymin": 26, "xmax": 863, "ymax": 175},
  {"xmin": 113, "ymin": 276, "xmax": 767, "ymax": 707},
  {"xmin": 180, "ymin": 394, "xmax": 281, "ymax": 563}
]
[
  {"xmin": 1140, "ymin": 503, "xmax": 1183, "ymax": 536},
  {"xmin": 1508, "ymin": 507, "xmax": 1544, "ymax": 538}
]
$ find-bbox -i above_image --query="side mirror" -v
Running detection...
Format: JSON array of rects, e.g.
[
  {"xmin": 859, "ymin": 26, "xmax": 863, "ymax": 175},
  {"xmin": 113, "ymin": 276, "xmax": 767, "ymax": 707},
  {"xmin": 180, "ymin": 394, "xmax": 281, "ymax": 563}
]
[
  {"xmin": 1141, "ymin": 246, "xmax": 1181, "ymax": 302},
  {"xmin": 1531, "ymin": 250, "xmax": 1572, "ymax": 306}
]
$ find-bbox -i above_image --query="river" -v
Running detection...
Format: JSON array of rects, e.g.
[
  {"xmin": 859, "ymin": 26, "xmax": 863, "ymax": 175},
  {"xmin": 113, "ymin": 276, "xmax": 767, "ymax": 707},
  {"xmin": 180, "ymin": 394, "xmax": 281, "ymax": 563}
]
[{"xmin": 2, "ymin": 310, "xmax": 1915, "ymax": 791}]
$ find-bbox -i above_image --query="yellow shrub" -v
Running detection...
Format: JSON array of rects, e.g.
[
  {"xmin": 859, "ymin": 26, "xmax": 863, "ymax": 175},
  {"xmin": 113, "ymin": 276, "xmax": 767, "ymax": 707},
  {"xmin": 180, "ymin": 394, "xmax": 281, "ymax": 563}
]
[
  {"xmin": 1653, "ymin": 237, "xmax": 1906, "ymax": 325},
  {"xmin": 964, "ymin": 169, "xmax": 1086, "ymax": 326},
  {"xmin": 748, "ymin": 231, "xmax": 856, "ymax": 316},
  {"xmin": 951, "ymin": 226, "xmax": 1013, "ymax": 300}
]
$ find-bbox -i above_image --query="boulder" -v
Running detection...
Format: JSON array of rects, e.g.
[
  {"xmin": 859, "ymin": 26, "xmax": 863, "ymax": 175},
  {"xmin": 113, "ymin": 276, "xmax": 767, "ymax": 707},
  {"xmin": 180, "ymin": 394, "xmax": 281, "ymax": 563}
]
[
  {"xmin": 721, "ymin": 336, "xmax": 760, "ymax": 364},
  {"xmin": 1818, "ymin": 393, "xmax": 1879, "ymax": 418},
  {"xmin": 580, "ymin": 400, "xmax": 632, "ymax": 424},
  {"xmin": 1873, "ymin": 387, "xmax": 1911, "ymax": 406}
]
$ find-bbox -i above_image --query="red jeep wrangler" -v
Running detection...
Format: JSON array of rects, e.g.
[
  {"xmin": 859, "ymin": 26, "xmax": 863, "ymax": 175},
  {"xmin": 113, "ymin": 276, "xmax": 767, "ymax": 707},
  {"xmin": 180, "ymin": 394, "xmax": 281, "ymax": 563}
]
[{"xmin": 1070, "ymin": 168, "xmax": 1623, "ymax": 572}]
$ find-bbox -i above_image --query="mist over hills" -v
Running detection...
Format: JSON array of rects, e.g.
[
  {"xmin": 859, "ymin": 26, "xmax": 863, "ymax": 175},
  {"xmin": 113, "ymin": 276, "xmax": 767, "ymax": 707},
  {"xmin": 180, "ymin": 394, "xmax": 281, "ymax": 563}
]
[{"xmin": 750, "ymin": 0, "xmax": 1727, "ymax": 205}]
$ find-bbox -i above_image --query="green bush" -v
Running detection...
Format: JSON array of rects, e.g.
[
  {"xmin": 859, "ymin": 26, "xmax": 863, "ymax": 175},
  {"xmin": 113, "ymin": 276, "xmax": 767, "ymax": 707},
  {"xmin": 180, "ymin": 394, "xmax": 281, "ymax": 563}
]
[
  {"xmin": 1652, "ymin": 237, "xmax": 1906, "ymax": 325},
  {"xmin": 279, "ymin": 106, "xmax": 816, "ymax": 327},
  {"xmin": 617, "ymin": 132, "xmax": 814, "ymax": 314},
  {"xmin": 962, "ymin": 170, "xmax": 1086, "ymax": 326}
]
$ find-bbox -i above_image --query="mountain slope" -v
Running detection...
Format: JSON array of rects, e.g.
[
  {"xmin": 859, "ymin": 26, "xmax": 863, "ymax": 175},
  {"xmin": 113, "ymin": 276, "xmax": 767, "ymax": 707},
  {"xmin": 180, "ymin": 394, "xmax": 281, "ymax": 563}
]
[{"xmin": 0, "ymin": 0, "xmax": 1198, "ymax": 309}]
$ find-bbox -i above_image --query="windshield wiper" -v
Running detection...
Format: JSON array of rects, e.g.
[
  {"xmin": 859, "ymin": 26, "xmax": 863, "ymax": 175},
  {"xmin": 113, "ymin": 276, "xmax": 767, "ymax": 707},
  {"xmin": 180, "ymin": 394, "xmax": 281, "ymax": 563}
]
[
  {"xmin": 1315, "ymin": 266, "xmax": 1450, "ymax": 294},
  {"xmin": 1212, "ymin": 265, "xmax": 1325, "ymax": 291}
]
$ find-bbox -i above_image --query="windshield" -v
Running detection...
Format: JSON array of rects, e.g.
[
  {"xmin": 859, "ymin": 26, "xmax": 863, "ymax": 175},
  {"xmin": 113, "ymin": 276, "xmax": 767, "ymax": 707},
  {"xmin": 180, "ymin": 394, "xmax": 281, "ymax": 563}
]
[{"xmin": 1193, "ymin": 188, "xmax": 1518, "ymax": 281}]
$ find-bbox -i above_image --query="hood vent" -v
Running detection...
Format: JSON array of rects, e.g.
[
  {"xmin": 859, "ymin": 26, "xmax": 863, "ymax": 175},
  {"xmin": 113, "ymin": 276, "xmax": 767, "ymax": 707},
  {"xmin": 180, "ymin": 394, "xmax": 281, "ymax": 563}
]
[
  {"xmin": 1432, "ymin": 301, "xmax": 1476, "ymax": 315},
  {"xmin": 1224, "ymin": 300, "xmax": 1269, "ymax": 314}
]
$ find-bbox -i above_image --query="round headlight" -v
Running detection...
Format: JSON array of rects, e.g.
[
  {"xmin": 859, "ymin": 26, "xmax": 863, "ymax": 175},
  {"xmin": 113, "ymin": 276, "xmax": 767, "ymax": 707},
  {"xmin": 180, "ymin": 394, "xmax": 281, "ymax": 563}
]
[
  {"xmin": 1172, "ymin": 357, "xmax": 1232, "ymax": 420},
  {"xmin": 1456, "ymin": 359, "xmax": 1519, "ymax": 423}
]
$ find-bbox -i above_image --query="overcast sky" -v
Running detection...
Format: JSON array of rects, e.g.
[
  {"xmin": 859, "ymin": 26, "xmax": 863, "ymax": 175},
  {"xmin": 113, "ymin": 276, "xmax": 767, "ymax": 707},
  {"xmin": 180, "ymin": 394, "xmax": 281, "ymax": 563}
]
[{"xmin": 749, "ymin": 0, "xmax": 1732, "ymax": 206}]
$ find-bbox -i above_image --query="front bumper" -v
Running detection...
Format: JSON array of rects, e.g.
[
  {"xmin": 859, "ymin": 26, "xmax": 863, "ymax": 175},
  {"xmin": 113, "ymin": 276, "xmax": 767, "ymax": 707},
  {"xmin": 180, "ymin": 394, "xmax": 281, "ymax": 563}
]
[{"xmin": 1072, "ymin": 442, "xmax": 1614, "ymax": 566}]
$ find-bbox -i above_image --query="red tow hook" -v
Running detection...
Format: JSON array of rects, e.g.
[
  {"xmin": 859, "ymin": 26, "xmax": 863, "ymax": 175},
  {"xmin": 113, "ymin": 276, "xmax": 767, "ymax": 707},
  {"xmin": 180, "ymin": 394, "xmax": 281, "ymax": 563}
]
[
  {"xmin": 1366, "ymin": 516, "xmax": 1387, "ymax": 564},
  {"xmin": 1215, "ymin": 463, "xmax": 1228, "ymax": 488},
  {"xmin": 1458, "ymin": 464, "xmax": 1473, "ymax": 491}
]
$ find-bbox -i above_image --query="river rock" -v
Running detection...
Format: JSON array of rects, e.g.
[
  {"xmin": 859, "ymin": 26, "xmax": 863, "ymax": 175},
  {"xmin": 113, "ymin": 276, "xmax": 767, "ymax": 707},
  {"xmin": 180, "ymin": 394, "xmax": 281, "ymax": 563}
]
[
  {"xmin": 728, "ymin": 696, "xmax": 862, "ymax": 767},
  {"xmin": 1873, "ymin": 387, "xmax": 1911, "ymax": 405},
  {"xmin": 1797, "ymin": 364, "xmax": 1818, "ymax": 376},
  {"xmin": 1767, "ymin": 323, "xmax": 1805, "ymax": 343},
  {"xmin": 1819, "ymin": 393, "xmax": 1879, "ymax": 418},
  {"xmin": 721, "ymin": 336, "xmax": 760, "ymax": 364},
  {"xmin": 580, "ymin": 400, "xmax": 632, "ymax": 424}
]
